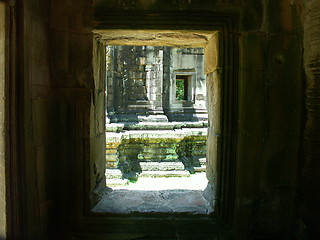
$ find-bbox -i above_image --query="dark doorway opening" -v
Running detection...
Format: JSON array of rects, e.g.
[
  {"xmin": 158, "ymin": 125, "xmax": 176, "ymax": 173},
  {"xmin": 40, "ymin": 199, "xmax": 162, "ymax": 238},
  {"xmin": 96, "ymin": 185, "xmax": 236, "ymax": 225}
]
[{"xmin": 176, "ymin": 74, "xmax": 192, "ymax": 101}]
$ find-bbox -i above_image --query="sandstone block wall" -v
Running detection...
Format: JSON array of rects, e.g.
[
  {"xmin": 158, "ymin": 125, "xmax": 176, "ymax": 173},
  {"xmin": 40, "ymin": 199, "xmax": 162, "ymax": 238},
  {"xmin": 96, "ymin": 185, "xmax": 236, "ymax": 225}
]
[
  {"xmin": 299, "ymin": 0, "xmax": 320, "ymax": 238},
  {"xmin": 106, "ymin": 128, "xmax": 207, "ymax": 178},
  {"xmin": 4, "ymin": 0, "xmax": 310, "ymax": 239},
  {"xmin": 106, "ymin": 45, "xmax": 207, "ymax": 122}
]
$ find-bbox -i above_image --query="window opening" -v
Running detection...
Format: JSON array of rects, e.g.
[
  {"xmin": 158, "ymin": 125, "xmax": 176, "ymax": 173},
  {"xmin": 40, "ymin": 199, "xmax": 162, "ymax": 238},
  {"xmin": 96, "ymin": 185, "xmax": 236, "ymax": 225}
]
[
  {"xmin": 92, "ymin": 30, "xmax": 220, "ymax": 214},
  {"xmin": 176, "ymin": 75, "xmax": 191, "ymax": 101}
]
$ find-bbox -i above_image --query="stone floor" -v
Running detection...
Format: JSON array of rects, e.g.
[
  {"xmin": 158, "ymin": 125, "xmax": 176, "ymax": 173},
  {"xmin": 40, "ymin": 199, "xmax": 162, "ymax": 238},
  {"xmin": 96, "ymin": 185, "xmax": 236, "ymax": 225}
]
[
  {"xmin": 108, "ymin": 172, "xmax": 208, "ymax": 190},
  {"xmin": 93, "ymin": 173, "xmax": 213, "ymax": 214},
  {"xmin": 92, "ymin": 189, "xmax": 212, "ymax": 214}
]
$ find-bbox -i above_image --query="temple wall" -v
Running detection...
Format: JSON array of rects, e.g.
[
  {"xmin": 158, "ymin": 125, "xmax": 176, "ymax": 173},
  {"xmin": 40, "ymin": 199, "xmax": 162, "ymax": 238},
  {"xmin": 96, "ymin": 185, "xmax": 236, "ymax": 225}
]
[
  {"xmin": 106, "ymin": 46, "xmax": 207, "ymax": 122},
  {"xmin": 4, "ymin": 0, "xmax": 307, "ymax": 239}
]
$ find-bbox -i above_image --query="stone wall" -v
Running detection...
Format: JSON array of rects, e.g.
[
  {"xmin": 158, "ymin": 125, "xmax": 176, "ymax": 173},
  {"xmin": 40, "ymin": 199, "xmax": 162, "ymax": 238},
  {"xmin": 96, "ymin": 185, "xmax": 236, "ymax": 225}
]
[
  {"xmin": 167, "ymin": 47, "xmax": 207, "ymax": 121},
  {"xmin": 22, "ymin": 0, "xmax": 54, "ymax": 237},
  {"xmin": 106, "ymin": 46, "xmax": 167, "ymax": 122},
  {"xmin": 235, "ymin": 1, "xmax": 303, "ymax": 238},
  {"xmin": 105, "ymin": 45, "xmax": 207, "ymax": 181},
  {"xmin": 299, "ymin": 0, "xmax": 320, "ymax": 238},
  {"xmin": 4, "ymin": 0, "xmax": 308, "ymax": 239},
  {"xmin": 97, "ymin": 1, "xmax": 302, "ymax": 239},
  {"xmin": 106, "ymin": 45, "xmax": 207, "ymax": 122}
]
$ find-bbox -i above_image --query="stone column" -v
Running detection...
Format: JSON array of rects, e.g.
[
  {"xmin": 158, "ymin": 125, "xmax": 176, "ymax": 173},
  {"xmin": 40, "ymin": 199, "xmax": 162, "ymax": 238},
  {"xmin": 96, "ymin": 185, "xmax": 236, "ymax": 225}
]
[
  {"xmin": 105, "ymin": 46, "xmax": 115, "ymax": 123},
  {"xmin": 145, "ymin": 46, "xmax": 165, "ymax": 115}
]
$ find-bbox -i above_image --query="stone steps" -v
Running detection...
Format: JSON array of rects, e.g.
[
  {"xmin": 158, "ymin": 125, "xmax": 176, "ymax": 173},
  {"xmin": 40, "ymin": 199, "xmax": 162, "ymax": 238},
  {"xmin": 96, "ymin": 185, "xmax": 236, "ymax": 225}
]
[
  {"xmin": 105, "ymin": 178, "xmax": 129, "ymax": 187},
  {"xmin": 106, "ymin": 169, "xmax": 191, "ymax": 180},
  {"xmin": 105, "ymin": 122, "xmax": 208, "ymax": 132},
  {"xmin": 140, "ymin": 161, "xmax": 185, "ymax": 171},
  {"xmin": 106, "ymin": 128, "xmax": 207, "ymax": 173},
  {"xmin": 106, "ymin": 160, "xmax": 206, "ymax": 170},
  {"xmin": 194, "ymin": 166, "xmax": 206, "ymax": 172},
  {"xmin": 107, "ymin": 158, "xmax": 206, "ymax": 171},
  {"xmin": 105, "ymin": 163, "xmax": 206, "ymax": 187}
]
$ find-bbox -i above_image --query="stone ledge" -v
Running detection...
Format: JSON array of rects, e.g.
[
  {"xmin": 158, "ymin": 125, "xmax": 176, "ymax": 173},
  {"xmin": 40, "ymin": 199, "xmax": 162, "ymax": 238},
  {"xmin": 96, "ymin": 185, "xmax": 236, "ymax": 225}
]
[
  {"xmin": 106, "ymin": 121, "xmax": 208, "ymax": 132},
  {"xmin": 105, "ymin": 169, "xmax": 191, "ymax": 179}
]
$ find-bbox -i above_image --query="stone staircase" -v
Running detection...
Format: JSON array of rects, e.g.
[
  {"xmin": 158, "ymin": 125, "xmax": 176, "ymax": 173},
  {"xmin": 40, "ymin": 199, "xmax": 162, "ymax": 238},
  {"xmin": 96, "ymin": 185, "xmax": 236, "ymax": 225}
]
[
  {"xmin": 105, "ymin": 123, "xmax": 207, "ymax": 187},
  {"xmin": 105, "ymin": 169, "xmax": 193, "ymax": 187}
]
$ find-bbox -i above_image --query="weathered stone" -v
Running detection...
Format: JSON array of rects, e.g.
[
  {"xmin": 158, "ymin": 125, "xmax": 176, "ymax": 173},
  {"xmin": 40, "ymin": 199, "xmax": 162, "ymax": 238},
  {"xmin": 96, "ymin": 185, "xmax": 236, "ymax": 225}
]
[
  {"xmin": 106, "ymin": 45, "xmax": 207, "ymax": 123},
  {"xmin": 95, "ymin": 30, "xmax": 214, "ymax": 48},
  {"xmin": 4, "ymin": 0, "xmax": 312, "ymax": 239},
  {"xmin": 106, "ymin": 128, "xmax": 207, "ymax": 178}
]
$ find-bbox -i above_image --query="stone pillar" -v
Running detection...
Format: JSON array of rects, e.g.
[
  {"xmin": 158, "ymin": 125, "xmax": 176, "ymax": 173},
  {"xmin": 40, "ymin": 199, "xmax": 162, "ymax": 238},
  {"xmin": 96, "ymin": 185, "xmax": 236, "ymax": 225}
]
[
  {"xmin": 162, "ymin": 46, "xmax": 171, "ymax": 115},
  {"xmin": 106, "ymin": 46, "xmax": 115, "ymax": 123},
  {"xmin": 107, "ymin": 45, "xmax": 168, "ymax": 122},
  {"xmin": 301, "ymin": 1, "xmax": 320, "ymax": 238},
  {"xmin": 205, "ymin": 33, "xmax": 220, "ymax": 208},
  {"xmin": 145, "ymin": 46, "xmax": 165, "ymax": 115}
]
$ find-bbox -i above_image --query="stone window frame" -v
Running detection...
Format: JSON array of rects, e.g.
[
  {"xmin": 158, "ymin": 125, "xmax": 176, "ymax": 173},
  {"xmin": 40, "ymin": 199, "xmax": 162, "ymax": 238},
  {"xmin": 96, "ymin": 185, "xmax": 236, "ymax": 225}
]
[
  {"xmin": 172, "ymin": 71, "xmax": 196, "ymax": 104},
  {"xmin": 175, "ymin": 74, "xmax": 192, "ymax": 101},
  {"xmin": 67, "ymin": 11, "xmax": 240, "ymax": 236}
]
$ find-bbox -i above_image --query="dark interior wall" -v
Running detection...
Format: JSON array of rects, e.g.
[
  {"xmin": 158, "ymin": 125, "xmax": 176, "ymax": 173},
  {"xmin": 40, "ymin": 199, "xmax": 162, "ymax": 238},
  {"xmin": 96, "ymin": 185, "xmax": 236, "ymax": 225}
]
[
  {"xmin": 49, "ymin": 0, "xmax": 102, "ymax": 234},
  {"xmin": 236, "ymin": 1, "xmax": 303, "ymax": 238},
  {"xmin": 10, "ymin": 0, "xmax": 309, "ymax": 239},
  {"xmin": 20, "ymin": 0, "xmax": 102, "ymax": 238},
  {"xmin": 22, "ymin": 0, "xmax": 53, "ymax": 237},
  {"xmin": 299, "ymin": 0, "xmax": 320, "ymax": 238}
]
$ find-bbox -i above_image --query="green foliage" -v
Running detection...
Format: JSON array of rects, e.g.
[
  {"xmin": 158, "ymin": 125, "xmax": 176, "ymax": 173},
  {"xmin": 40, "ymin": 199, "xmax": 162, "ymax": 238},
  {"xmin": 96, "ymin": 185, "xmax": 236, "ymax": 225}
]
[
  {"xmin": 128, "ymin": 177, "xmax": 138, "ymax": 183},
  {"xmin": 176, "ymin": 79, "xmax": 185, "ymax": 100}
]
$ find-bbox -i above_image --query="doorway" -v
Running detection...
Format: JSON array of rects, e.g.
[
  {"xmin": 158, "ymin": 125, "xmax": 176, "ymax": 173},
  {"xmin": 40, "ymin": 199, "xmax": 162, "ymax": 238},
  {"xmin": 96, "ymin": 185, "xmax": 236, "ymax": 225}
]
[{"xmin": 92, "ymin": 30, "xmax": 220, "ymax": 214}]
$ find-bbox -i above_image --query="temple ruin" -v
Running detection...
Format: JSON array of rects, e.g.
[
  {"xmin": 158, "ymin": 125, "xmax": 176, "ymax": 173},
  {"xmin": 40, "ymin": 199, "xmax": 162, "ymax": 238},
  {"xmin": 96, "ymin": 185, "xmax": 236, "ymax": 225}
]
[{"xmin": 105, "ymin": 46, "xmax": 208, "ymax": 183}]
